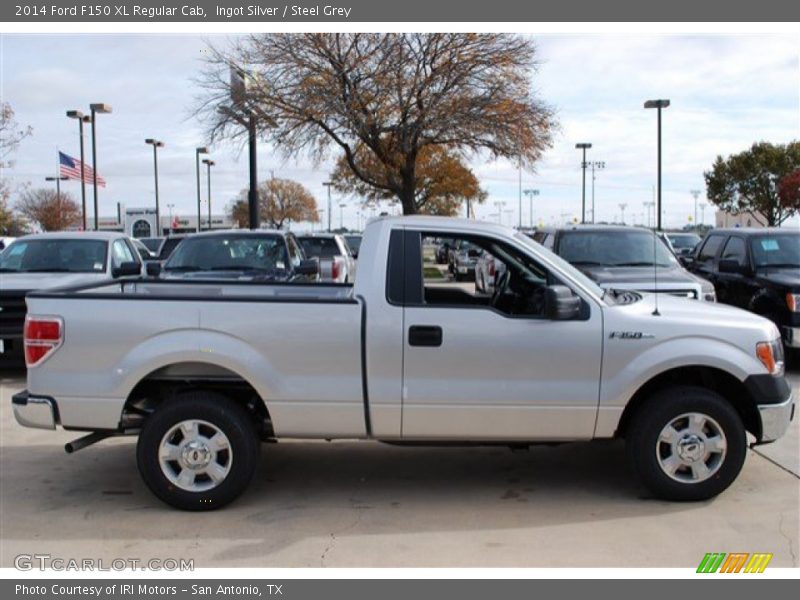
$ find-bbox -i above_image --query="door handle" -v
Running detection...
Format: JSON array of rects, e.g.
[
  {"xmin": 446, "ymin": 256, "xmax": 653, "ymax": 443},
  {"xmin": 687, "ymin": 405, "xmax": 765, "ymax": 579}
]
[{"xmin": 408, "ymin": 325, "xmax": 443, "ymax": 347}]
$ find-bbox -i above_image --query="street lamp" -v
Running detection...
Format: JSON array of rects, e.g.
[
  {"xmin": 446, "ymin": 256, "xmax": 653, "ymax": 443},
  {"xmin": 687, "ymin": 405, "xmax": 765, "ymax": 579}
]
[
  {"xmin": 575, "ymin": 143, "xmax": 592, "ymax": 223},
  {"xmin": 195, "ymin": 147, "xmax": 209, "ymax": 232},
  {"xmin": 523, "ymin": 189, "xmax": 539, "ymax": 229},
  {"xmin": 202, "ymin": 159, "xmax": 215, "ymax": 231},
  {"xmin": 589, "ymin": 161, "xmax": 606, "ymax": 224},
  {"xmin": 643, "ymin": 201, "xmax": 655, "ymax": 228},
  {"xmin": 618, "ymin": 203, "xmax": 627, "ymax": 225},
  {"xmin": 644, "ymin": 99, "xmax": 670, "ymax": 231},
  {"xmin": 45, "ymin": 176, "xmax": 68, "ymax": 229},
  {"xmin": 66, "ymin": 110, "xmax": 91, "ymax": 230},
  {"xmin": 690, "ymin": 189, "xmax": 701, "ymax": 229},
  {"xmin": 145, "ymin": 139, "xmax": 164, "ymax": 236},
  {"xmin": 166, "ymin": 203, "xmax": 175, "ymax": 234},
  {"xmin": 699, "ymin": 203, "xmax": 707, "ymax": 226},
  {"xmin": 89, "ymin": 103, "xmax": 112, "ymax": 231},
  {"xmin": 323, "ymin": 182, "xmax": 334, "ymax": 231}
]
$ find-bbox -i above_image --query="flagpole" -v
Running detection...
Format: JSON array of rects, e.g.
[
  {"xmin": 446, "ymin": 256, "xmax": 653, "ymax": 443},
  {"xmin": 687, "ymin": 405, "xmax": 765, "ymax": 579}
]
[{"xmin": 78, "ymin": 119, "xmax": 87, "ymax": 231}]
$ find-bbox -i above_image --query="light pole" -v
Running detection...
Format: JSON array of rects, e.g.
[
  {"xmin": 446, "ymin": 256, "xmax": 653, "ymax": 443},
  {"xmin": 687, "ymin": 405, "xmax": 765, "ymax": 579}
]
[
  {"xmin": 644, "ymin": 99, "xmax": 670, "ymax": 231},
  {"xmin": 494, "ymin": 201, "xmax": 504, "ymax": 225},
  {"xmin": 195, "ymin": 147, "xmax": 209, "ymax": 232},
  {"xmin": 323, "ymin": 182, "xmax": 333, "ymax": 231},
  {"xmin": 523, "ymin": 189, "xmax": 539, "ymax": 229},
  {"xmin": 339, "ymin": 202, "xmax": 346, "ymax": 230},
  {"xmin": 45, "ymin": 176, "xmax": 68, "ymax": 229},
  {"xmin": 145, "ymin": 139, "xmax": 164, "ymax": 236},
  {"xmin": 700, "ymin": 203, "xmax": 707, "ymax": 227},
  {"xmin": 575, "ymin": 143, "xmax": 592, "ymax": 223},
  {"xmin": 690, "ymin": 189, "xmax": 701, "ymax": 229},
  {"xmin": 589, "ymin": 161, "xmax": 606, "ymax": 224},
  {"xmin": 66, "ymin": 110, "xmax": 91, "ymax": 230},
  {"xmin": 618, "ymin": 203, "xmax": 627, "ymax": 225},
  {"xmin": 518, "ymin": 158, "xmax": 523, "ymax": 228},
  {"xmin": 89, "ymin": 103, "xmax": 111, "ymax": 231},
  {"xmin": 202, "ymin": 159, "xmax": 215, "ymax": 231},
  {"xmin": 643, "ymin": 201, "xmax": 655, "ymax": 228}
]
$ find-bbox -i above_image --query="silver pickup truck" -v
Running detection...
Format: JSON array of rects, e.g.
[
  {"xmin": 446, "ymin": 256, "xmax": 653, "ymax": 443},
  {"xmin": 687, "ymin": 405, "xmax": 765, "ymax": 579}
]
[{"xmin": 13, "ymin": 217, "xmax": 794, "ymax": 510}]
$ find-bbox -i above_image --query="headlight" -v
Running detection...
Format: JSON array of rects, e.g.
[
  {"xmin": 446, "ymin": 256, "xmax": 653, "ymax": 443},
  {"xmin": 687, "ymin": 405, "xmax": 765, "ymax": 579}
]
[
  {"xmin": 756, "ymin": 340, "xmax": 785, "ymax": 377},
  {"xmin": 787, "ymin": 293, "xmax": 800, "ymax": 312},
  {"xmin": 704, "ymin": 291, "xmax": 717, "ymax": 302}
]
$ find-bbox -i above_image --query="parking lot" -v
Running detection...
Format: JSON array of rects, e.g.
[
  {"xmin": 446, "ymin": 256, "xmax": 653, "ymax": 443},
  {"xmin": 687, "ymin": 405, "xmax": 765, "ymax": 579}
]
[{"xmin": 1, "ymin": 365, "xmax": 797, "ymax": 568}]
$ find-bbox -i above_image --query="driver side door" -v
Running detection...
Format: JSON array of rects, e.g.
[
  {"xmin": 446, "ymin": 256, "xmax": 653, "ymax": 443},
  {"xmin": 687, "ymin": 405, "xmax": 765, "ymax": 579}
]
[{"xmin": 400, "ymin": 230, "xmax": 603, "ymax": 441}]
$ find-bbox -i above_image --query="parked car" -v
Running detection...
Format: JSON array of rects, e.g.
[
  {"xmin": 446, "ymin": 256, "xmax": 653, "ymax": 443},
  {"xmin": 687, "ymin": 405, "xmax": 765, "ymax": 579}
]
[
  {"xmin": 0, "ymin": 232, "xmax": 143, "ymax": 366},
  {"xmin": 0, "ymin": 236, "xmax": 16, "ymax": 252},
  {"xmin": 662, "ymin": 231, "xmax": 702, "ymax": 257},
  {"xmin": 149, "ymin": 230, "xmax": 318, "ymax": 282},
  {"xmin": 435, "ymin": 238, "xmax": 455, "ymax": 264},
  {"xmin": 13, "ymin": 217, "xmax": 792, "ymax": 509},
  {"xmin": 296, "ymin": 233, "xmax": 356, "ymax": 283},
  {"xmin": 344, "ymin": 234, "xmax": 363, "ymax": 259},
  {"xmin": 685, "ymin": 228, "xmax": 800, "ymax": 351},
  {"xmin": 448, "ymin": 239, "xmax": 481, "ymax": 281},
  {"xmin": 475, "ymin": 249, "xmax": 506, "ymax": 294},
  {"xmin": 533, "ymin": 225, "xmax": 716, "ymax": 301}
]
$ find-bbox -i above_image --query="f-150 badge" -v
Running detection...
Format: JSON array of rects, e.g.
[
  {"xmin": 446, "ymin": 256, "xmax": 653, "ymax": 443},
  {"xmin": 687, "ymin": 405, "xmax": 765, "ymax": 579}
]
[{"xmin": 609, "ymin": 331, "xmax": 655, "ymax": 339}]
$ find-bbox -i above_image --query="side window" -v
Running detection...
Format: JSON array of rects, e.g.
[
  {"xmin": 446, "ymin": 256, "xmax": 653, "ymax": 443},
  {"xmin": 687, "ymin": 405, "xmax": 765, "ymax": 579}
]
[
  {"xmin": 542, "ymin": 234, "xmax": 555, "ymax": 251},
  {"xmin": 721, "ymin": 237, "xmax": 747, "ymax": 267},
  {"xmin": 418, "ymin": 232, "xmax": 553, "ymax": 318},
  {"xmin": 698, "ymin": 235, "xmax": 725, "ymax": 262},
  {"xmin": 111, "ymin": 240, "xmax": 136, "ymax": 268}
]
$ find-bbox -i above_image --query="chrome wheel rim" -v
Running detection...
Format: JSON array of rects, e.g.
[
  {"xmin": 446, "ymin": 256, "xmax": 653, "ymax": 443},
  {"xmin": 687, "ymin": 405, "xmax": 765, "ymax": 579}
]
[
  {"xmin": 656, "ymin": 412, "xmax": 727, "ymax": 484},
  {"xmin": 159, "ymin": 419, "xmax": 232, "ymax": 492}
]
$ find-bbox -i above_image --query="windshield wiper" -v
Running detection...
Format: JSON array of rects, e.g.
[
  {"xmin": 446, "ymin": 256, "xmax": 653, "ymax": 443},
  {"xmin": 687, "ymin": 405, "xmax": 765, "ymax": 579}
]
[
  {"xmin": 24, "ymin": 268, "xmax": 72, "ymax": 272},
  {"xmin": 570, "ymin": 260, "xmax": 604, "ymax": 266},
  {"xmin": 758, "ymin": 263, "xmax": 800, "ymax": 268},
  {"xmin": 163, "ymin": 265, "xmax": 202, "ymax": 272}
]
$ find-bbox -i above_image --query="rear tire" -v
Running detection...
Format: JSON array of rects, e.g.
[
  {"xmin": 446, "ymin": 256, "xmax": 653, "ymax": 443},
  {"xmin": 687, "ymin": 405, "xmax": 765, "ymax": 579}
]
[
  {"xmin": 137, "ymin": 391, "xmax": 259, "ymax": 510},
  {"xmin": 626, "ymin": 385, "xmax": 746, "ymax": 501}
]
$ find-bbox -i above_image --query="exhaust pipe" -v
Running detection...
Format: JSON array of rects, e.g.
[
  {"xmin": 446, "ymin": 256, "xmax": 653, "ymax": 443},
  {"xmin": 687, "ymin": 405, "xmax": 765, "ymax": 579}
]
[{"xmin": 64, "ymin": 431, "xmax": 114, "ymax": 454}]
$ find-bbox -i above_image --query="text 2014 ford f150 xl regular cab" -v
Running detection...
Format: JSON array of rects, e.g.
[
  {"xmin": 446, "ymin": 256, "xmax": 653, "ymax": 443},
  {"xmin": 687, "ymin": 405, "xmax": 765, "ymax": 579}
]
[{"xmin": 13, "ymin": 217, "xmax": 795, "ymax": 510}]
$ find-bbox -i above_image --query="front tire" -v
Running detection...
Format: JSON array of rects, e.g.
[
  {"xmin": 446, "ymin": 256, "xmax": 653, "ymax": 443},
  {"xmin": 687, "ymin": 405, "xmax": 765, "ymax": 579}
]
[
  {"xmin": 626, "ymin": 386, "xmax": 746, "ymax": 501},
  {"xmin": 137, "ymin": 391, "xmax": 259, "ymax": 510}
]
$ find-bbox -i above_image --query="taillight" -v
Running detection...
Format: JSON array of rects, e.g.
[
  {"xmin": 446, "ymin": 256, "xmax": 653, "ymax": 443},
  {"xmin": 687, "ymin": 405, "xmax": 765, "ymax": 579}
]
[
  {"xmin": 331, "ymin": 259, "xmax": 340, "ymax": 281},
  {"xmin": 24, "ymin": 316, "xmax": 63, "ymax": 367}
]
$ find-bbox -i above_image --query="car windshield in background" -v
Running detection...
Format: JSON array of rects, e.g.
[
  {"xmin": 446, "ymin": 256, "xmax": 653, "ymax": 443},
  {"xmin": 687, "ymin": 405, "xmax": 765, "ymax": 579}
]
[
  {"xmin": 667, "ymin": 234, "xmax": 701, "ymax": 250},
  {"xmin": 298, "ymin": 237, "xmax": 340, "ymax": 258},
  {"xmin": 750, "ymin": 234, "xmax": 800, "ymax": 268},
  {"xmin": 558, "ymin": 230, "xmax": 677, "ymax": 267},
  {"xmin": 345, "ymin": 236, "xmax": 362, "ymax": 254},
  {"xmin": 139, "ymin": 238, "xmax": 163, "ymax": 253},
  {"xmin": 164, "ymin": 235, "xmax": 289, "ymax": 273},
  {"xmin": 0, "ymin": 239, "xmax": 108, "ymax": 273}
]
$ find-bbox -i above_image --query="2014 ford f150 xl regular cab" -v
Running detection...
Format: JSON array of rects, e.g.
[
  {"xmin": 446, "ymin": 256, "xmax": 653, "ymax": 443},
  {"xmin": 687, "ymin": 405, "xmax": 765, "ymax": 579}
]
[{"xmin": 12, "ymin": 217, "xmax": 795, "ymax": 510}]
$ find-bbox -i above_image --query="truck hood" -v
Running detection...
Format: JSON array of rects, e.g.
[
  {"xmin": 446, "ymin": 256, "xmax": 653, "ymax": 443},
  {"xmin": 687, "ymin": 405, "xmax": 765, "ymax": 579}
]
[
  {"xmin": 579, "ymin": 264, "xmax": 697, "ymax": 286},
  {"xmin": 756, "ymin": 267, "xmax": 800, "ymax": 290},
  {"xmin": 0, "ymin": 272, "xmax": 108, "ymax": 292}
]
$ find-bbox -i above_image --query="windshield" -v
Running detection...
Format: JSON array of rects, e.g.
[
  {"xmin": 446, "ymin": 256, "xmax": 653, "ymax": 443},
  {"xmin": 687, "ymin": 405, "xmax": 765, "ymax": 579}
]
[
  {"xmin": 345, "ymin": 236, "xmax": 362, "ymax": 253},
  {"xmin": 667, "ymin": 234, "xmax": 701, "ymax": 249},
  {"xmin": 164, "ymin": 234, "xmax": 289, "ymax": 273},
  {"xmin": 0, "ymin": 238, "xmax": 108, "ymax": 273},
  {"xmin": 298, "ymin": 237, "xmax": 341, "ymax": 259},
  {"xmin": 513, "ymin": 232, "xmax": 605, "ymax": 299},
  {"xmin": 750, "ymin": 234, "xmax": 800, "ymax": 268},
  {"xmin": 558, "ymin": 230, "xmax": 678, "ymax": 268},
  {"xmin": 139, "ymin": 238, "xmax": 163, "ymax": 252}
]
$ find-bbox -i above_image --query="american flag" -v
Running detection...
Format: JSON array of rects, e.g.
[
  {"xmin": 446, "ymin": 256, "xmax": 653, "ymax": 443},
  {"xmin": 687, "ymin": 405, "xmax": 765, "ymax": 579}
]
[{"xmin": 59, "ymin": 151, "xmax": 106, "ymax": 187}]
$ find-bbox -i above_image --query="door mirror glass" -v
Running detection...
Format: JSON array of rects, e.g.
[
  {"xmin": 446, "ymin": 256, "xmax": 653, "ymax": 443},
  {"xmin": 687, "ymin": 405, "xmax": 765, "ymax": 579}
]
[
  {"xmin": 296, "ymin": 258, "xmax": 319, "ymax": 276},
  {"xmin": 112, "ymin": 261, "xmax": 142, "ymax": 278},
  {"xmin": 145, "ymin": 261, "xmax": 162, "ymax": 277}
]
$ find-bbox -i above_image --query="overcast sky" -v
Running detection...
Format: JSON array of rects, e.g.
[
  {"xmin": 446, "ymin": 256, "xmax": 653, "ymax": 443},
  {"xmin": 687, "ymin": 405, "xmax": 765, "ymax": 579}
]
[{"xmin": 1, "ymin": 33, "xmax": 798, "ymax": 230}]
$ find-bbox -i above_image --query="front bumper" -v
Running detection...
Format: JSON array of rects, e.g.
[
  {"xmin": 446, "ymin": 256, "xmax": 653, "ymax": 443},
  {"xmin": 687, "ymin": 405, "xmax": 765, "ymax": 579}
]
[
  {"xmin": 781, "ymin": 326, "xmax": 800, "ymax": 349},
  {"xmin": 12, "ymin": 390, "xmax": 58, "ymax": 430},
  {"xmin": 757, "ymin": 394, "xmax": 795, "ymax": 443}
]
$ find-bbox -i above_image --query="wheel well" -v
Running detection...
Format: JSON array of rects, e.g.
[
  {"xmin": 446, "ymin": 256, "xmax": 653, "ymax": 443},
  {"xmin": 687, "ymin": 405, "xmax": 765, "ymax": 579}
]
[
  {"xmin": 121, "ymin": 362, "xmax": 273, "ymax": 438},
  {"xmin": 616, "ymin": 366, "xmax": 761, "ymax": 439}
]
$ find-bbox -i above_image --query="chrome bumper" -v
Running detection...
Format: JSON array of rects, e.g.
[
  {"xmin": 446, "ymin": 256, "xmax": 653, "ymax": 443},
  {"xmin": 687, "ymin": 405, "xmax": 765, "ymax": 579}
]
[
  {"xmin": 12, "ymin": 391, "xmax": 57, "ymax": 430},
  {"xmin": 781, "ymin": 326, "xmax": 800, "ymax": 349},
  {"xmin": 758, "ymin": 394, "xmax": 795, "ymax": 443}
]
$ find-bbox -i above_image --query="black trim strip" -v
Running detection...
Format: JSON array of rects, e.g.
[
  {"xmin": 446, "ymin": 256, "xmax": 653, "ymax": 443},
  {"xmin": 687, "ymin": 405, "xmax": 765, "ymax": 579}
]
[
  {"xmin": 744, "ymin": 374, "xmax": 792, "ymax": 406},
  {"xmin": 27, "ymin": 292, "xmax": 358, "ymax": 305},
  {"xmin": 357, "ymin": 294, "xmax": 373, "ymax": 437}
]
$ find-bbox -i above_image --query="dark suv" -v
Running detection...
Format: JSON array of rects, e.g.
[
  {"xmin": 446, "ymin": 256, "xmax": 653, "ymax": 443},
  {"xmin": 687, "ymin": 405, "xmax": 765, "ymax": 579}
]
[{"xmin": 686, "ymin": 228, "xmax": 799, "ymax": 351}]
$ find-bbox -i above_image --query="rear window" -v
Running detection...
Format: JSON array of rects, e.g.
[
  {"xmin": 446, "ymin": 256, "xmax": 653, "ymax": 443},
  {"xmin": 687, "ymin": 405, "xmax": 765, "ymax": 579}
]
[
  {"xmin": 298, "ymin": 237, "xmax": 341, "ymax": 258},
  {"xmin": 0, "ymin": 239, "xmax": 108, "ymax": 273},
  {"xmin": 165, "ymin": 235, "xmax": 289, "ymax": 272}
]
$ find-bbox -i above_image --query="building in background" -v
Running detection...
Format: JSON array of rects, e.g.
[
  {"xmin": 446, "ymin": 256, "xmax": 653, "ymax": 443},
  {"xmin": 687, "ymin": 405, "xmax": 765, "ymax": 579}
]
[
  {"xmin": 715, "ymin": 209, "xmax": 767, "ymax": 229},
  {"xmin": 94, "ymin": 207, "xmax": 234, "ymax": 237}
]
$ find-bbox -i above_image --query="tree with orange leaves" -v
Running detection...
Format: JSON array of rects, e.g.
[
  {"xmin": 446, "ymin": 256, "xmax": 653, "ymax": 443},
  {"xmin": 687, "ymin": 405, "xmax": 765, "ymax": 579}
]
[
  {"xmin": 200, "ymin": 34, "xmax": 555, "ymax": 214},
  {"xmin": 16, "ymin": 188, "xmax": 81, "ymax": 231},
  {"xmin": 228, "ymin": 177, "xmax": 319, "ymax": 229}
]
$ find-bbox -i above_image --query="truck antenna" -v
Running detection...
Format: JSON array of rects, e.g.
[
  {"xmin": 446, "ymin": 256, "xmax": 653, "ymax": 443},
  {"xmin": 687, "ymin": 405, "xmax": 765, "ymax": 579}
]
[{"xmin": 652, "ymin": 228, "xmax": 661, "ymax": 316}]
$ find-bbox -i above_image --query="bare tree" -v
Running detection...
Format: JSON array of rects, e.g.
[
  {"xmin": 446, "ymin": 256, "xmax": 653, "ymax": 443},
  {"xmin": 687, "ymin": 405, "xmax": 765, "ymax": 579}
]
[
  {"xmin": 16, "ymin": 188, "xmax": 82, "ymax": 232},
  {"xmin": 228, "ymin": 178, "xmax": 320, "ymax": 229},
  {"xmin": 199, "ymin": 34, "xmax": 556, "ymax": 214},
  {"xmin": 0, "ymin": 102, "xmax": 33, "ymax": 234}
]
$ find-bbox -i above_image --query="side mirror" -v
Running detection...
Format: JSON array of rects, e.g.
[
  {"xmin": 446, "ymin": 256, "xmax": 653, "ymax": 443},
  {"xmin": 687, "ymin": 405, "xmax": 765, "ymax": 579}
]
[
  {"xmin": 112, "ymin": 261, "xmax": 142, "ymax": 278},
  {"xmin": 145, "ymin": 261, "xmax": 162, "ymax": 277},
  {"xmin": 718, "ymin": 259, "xmax": 749, "ymax": 275},
  {"xmin": 544, "ymin": 285, "xmax": 582, "ymax": 320},
  {"xmin": 296, "ymin": 258, "xmax": 319, "ymax": 276}
]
